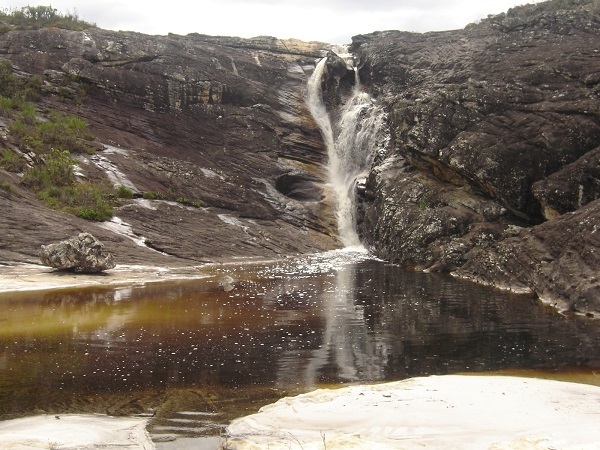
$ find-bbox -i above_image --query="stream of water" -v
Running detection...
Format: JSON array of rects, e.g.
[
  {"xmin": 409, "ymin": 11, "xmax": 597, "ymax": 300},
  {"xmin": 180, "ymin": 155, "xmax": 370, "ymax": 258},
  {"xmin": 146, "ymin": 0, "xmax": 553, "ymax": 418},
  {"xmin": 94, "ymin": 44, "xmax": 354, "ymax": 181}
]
[
  {"xmin": 1, "ymin": 250, "xmax": 599, "ymax": 448},
  {"xmin": 306, "ymin": 56, "xmax": 385, "ymax": 246}
]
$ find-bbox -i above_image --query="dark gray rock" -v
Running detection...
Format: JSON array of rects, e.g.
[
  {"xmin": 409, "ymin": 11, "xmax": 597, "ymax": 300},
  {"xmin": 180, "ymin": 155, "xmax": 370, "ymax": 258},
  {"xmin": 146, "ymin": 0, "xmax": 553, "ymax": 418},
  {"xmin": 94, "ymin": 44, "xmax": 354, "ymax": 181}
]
[
  {"xmin": 349, "ymin": 0, "xmax": 600, "ymax": 314},
  {"xmin": 275, "ymin": 171, "xmax": 324, "ymax": 202},
  {"xmin": 40, "ymin": 232, "xmax": 115, "ymax": 273},
  {"xmin": 533, "ymin": 146, "xmax": 600, "ymax": 220},
  {"xmin": 322, "ymin": 51, "xmax": 355, "ymax": 110},
  {"xmin": 455, "ymin": 199, "xmax": 600, "ymax": 314},
  {"xmin": 357, "ymin": 154, "xmax": 510, "ymax": 272}
]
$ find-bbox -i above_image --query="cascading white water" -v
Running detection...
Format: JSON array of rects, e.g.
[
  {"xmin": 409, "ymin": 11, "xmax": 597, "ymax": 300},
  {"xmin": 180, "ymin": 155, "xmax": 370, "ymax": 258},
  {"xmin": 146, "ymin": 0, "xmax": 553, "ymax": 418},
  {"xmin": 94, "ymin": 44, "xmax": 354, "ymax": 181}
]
[
  {"xmin": 306, "ymin": 58, "xmax": 335, "ymax": 154},
  {"xmin": 307, "ymin": 55, "xmax": 385, "ymax": 247}
]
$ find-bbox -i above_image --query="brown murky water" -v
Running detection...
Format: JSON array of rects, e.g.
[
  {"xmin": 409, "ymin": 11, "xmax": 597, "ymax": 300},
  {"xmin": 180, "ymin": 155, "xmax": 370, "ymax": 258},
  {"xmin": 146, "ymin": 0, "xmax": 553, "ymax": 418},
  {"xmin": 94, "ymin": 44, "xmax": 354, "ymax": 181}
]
[{"xmin": 1, "ymin": 250, "xmax": 599, "ymax": 448}]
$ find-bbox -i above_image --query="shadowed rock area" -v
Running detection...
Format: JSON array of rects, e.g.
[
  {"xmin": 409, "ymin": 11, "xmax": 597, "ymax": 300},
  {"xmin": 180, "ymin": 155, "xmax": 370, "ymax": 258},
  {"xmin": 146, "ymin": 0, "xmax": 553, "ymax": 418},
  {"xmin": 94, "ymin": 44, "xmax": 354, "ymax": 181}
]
[{"xmin": 347, "ymin": 0, "xmax": 600, "ymax": 314}]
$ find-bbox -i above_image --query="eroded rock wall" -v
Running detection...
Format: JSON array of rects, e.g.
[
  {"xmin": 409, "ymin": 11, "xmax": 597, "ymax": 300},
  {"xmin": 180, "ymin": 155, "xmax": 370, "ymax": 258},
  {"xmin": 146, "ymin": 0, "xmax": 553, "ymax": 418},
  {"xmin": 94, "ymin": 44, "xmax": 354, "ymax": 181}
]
[
  {"xmin": 0, "ymin": 27, "xmax": 341, "ymax": 264},
  {"xmin": 351, "ymin": 0, "xmax": 600, "ymax": 314}
]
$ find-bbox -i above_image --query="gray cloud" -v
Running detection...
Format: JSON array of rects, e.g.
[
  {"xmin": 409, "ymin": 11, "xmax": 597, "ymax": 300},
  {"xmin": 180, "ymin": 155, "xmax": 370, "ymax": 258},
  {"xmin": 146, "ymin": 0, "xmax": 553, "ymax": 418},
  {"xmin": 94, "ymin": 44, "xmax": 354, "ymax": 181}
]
[{"xmin": 1, "ymin": 0, "xmax": 545, "ymax": 43}]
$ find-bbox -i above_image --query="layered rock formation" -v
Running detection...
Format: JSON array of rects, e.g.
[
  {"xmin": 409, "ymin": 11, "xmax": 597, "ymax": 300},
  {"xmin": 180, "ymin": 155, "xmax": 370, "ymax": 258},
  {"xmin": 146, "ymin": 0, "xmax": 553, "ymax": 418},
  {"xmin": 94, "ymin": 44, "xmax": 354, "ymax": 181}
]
[
  {"xmin": 0, "ymin": 27, "xmax": 340, "ymax": 265},
  {"xmin": 346, "ymin": 0, "xmax": 600, "ymax": 314},
  {"xmin": 1, "ymin": 0, "xmax": 598, "ymax": 315}
]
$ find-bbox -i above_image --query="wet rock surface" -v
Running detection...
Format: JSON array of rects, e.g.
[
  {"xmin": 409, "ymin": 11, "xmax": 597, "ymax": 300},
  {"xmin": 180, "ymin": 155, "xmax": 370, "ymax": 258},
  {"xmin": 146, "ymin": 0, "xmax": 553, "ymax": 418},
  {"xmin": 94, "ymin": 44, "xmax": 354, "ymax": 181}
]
[
  {"xmin": 0, "ymin": 27, "xmax": 340, "ymax": 265},
  {"xmin": 351, "ymin": 0, "xmax": 600, "ymax": 313}
]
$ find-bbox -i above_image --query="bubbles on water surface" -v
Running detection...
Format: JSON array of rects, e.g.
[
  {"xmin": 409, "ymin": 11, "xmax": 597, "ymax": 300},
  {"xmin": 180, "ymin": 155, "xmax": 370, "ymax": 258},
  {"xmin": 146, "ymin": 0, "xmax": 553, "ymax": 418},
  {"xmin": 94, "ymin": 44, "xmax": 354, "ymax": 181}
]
[{"xmin": 1, "ymin": 253, "xmax": 600, "ymax": 446}]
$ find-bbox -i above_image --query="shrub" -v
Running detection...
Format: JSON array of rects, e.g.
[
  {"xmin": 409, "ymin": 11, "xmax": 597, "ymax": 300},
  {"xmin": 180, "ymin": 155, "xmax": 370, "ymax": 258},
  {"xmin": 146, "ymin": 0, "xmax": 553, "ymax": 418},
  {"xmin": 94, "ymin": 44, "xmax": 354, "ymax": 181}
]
[
  {"xmin": 35, "ymin": 178, "xmax": 115, "ymax": 221},
  {"xmin": 164, "ymin": 187, "xmax": 175, "ymax": 200},
  {"xmin": 0, "ymin": 6, "xmax": 95, "ymax": 31},
  {"xmin": 0, "ymin": 96, "xmax": 14, "ymax": 115},
  {"xmin": 142, "ymin": 191, "xmax": 159, "ymax": 200},
  {"xmin": 0, "ymin": 149, "xmax": 27, "ymax": 172},
  {"xmin": 0, "ymin": 181, "xmax": 11, "ymax": 191},
  {"xmin": 23, "ymin": 148, "xmax": 74, "ymax": 189},
  {"xmin": 19, "ymin": 102, "xmax": 37, "ymax": 124},
  {"xmin": 10, "ymin": 111, "xmax": 94, "ymax": 154},
  {"xmin": 75, "ymin": 206, "xmax": 113, "ymax": 221},
  {"xmin": 0, "ymin": 60, "xmax": 41, "ymax": 102},
  {"xmin": 177, "ymin": 196, "xmax": 202, "ymax": 208},
  {"xmin": 115, "ymin": 185, "xmax": 134, "ymax": 199}
]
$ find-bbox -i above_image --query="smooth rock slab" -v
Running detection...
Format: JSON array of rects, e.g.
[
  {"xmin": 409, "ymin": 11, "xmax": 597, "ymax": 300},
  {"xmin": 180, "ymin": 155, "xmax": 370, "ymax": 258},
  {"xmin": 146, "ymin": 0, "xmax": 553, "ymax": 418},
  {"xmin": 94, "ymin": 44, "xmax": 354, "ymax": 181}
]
[
  {"xmin": 40, "ymin": 232, "xmax": 116, "ymax": 273},
  {"xmin": 226, "ymin": 375, "xmax": 600, "ymax": 449},
  {"xmin": 0, "ymin": 414, "xmax": 153, "ymax": 449}
]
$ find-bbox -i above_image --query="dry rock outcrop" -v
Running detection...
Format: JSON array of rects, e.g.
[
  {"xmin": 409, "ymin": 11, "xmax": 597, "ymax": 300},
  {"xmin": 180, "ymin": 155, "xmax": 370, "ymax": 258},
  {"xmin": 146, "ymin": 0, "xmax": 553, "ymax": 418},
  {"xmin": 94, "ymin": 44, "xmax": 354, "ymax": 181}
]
[{"xmin": 40, "ymin": 232, "xmax": 115, "ymax": 272}]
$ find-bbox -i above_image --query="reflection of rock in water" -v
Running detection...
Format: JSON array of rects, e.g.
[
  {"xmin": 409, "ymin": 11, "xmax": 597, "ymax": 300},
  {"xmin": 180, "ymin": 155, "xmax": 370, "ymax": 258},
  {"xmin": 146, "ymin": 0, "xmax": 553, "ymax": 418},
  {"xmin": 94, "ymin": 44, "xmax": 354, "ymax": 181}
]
[{"xmin": 220, "ymin": 276, "xmax": 235, "ymax": 292}]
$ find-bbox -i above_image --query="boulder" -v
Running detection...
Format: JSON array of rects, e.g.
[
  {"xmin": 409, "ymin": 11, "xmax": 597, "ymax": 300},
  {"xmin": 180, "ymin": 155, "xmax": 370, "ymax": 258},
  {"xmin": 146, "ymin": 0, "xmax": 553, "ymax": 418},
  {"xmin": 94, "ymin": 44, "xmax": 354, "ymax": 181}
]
[{"xmin": 40, "ymin": 232, "xmax": 116, "ymax": 273}]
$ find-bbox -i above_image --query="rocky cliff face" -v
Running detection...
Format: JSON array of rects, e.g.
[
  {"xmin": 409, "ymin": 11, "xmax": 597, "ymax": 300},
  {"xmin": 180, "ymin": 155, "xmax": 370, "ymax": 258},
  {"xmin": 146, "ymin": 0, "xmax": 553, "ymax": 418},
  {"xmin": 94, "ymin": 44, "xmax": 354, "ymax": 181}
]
[
  {"xmin": 0, "ymin": 27, "xmax": 340, "ymax": 265},
  {"xmin": 346, "ymin": 0, "xmax": 600, "ymax": 314},
  {"xmin": 1, "ymin": 1, "xmax": 598, "ymax": 315}
]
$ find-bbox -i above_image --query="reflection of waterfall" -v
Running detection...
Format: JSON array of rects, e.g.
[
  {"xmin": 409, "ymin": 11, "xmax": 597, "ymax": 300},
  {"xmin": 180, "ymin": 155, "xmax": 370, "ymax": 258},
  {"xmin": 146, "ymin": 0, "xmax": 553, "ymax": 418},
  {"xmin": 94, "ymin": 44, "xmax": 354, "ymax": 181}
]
[
  {"xmin": 272, "ymin": 250, "xmax": 387, "ymax": 388},
  {"xmin": 302, "ymin": 259, "xmax": 387, "ymax": 385},
  {"xmin": 306, "ymin": 56, "xmax": 385, "ymax": 247}
]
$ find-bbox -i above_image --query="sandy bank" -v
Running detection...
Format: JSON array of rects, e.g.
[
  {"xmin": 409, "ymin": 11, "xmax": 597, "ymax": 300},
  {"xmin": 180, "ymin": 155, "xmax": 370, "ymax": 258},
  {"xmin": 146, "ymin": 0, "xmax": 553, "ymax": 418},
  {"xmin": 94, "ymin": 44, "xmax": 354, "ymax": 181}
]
[
  {"xmin": 227, "ymin": 375, "xmax": 600, "ymax": 449},
  {"xmin": 0, "ymin": 414, "xmax": 153, "ymax": 449},
  {"xmin": 0, "ymin": 263, "xmax": 211, "ymax": 293}
]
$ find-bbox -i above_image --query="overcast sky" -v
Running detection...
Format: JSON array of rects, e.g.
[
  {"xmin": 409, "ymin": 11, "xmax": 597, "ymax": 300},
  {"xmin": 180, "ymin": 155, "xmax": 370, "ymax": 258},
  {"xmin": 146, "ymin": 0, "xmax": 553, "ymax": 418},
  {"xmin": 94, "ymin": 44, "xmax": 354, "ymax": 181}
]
[{"xmin": 3, "ymin": 0, "xmax": 545, "ymax": 43}]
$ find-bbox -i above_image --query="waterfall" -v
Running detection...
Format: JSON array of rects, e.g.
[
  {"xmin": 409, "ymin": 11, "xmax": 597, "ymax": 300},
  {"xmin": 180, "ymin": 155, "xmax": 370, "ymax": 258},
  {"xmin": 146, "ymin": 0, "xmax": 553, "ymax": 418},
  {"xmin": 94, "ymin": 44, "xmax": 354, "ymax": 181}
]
[
  {"xmin": 307, "ymin": 56, "xmax": 385, "ymax": 247},
  {"xmin": 306, "ymin": 59, "xmax": 335, "ymax": 154}
]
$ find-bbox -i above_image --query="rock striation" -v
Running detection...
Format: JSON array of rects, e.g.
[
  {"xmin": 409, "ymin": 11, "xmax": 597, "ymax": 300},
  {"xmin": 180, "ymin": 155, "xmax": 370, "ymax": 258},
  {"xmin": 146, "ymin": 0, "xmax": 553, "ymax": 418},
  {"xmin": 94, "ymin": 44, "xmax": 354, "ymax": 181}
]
[
  {"xmin": 345, "ymin": 0, "xmax": 600, "ymax": 314},
  {"xmin": 0, "ymin": 26, "xmax": 340, "ymax": 265},
  {"xmin": 40, "ymin": 232, "xmax": 115, "ymax": 272},
  {"xmin": 1, "ymin": 0, "xmax": 599, "ymax": 315}
]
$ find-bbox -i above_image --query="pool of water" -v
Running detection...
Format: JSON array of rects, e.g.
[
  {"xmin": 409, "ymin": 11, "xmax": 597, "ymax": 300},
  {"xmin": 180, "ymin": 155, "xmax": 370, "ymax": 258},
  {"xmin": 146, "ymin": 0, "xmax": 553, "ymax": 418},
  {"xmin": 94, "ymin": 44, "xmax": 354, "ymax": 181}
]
[{"xmin": 1, "ymin": 249, "xmax": 599, "ymax": 447}]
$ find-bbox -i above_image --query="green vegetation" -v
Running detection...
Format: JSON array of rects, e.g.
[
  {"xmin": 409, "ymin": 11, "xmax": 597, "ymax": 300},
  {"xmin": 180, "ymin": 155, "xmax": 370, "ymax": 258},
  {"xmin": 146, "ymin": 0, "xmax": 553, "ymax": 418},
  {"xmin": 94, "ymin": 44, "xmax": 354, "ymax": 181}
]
[
  {"xmin": 115, "ymin": 185, "xmax": 134, "ymax": 199},
  {"xmin": 140, "ymin": 190, "xmax": 203, "ymax": 207},
  {"xmin": 0, "ymin": 149, "xmax": 27, "ymax": 172},
  {"xmin": 1, "ymin": 60, "xmax": 89, "ymax": 151},
  {"xmin": 0, "ymin": 181, "xmax": 11, "ymax": 191},
  {"xmin": 142, "ymin": 191, "xmax": 159, "ymax": 200},
  {"xmin": 22, "ymin": 148, "xmax": 74, "ymax": 188},
  {"xmin": 0, "ymin": 59, "xmax": 42, "ymax": 105},
  {"xmin": 10, "ymin": 110, "xmax": 95, "ymax": 154},
  {"xmin": 0, "ymin": 5, "xmax": 95, "ymax": 31},
  {"xmin": 177, "ymin": 196, "xmax": 202, "ymax": 208},
  {"xmin": 0, "ymin": 60, "xmax": 114, "ymax": 221},
  {"xmin": 22, "ymin": 149, "xmax": 114, "ymax": 221}
]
